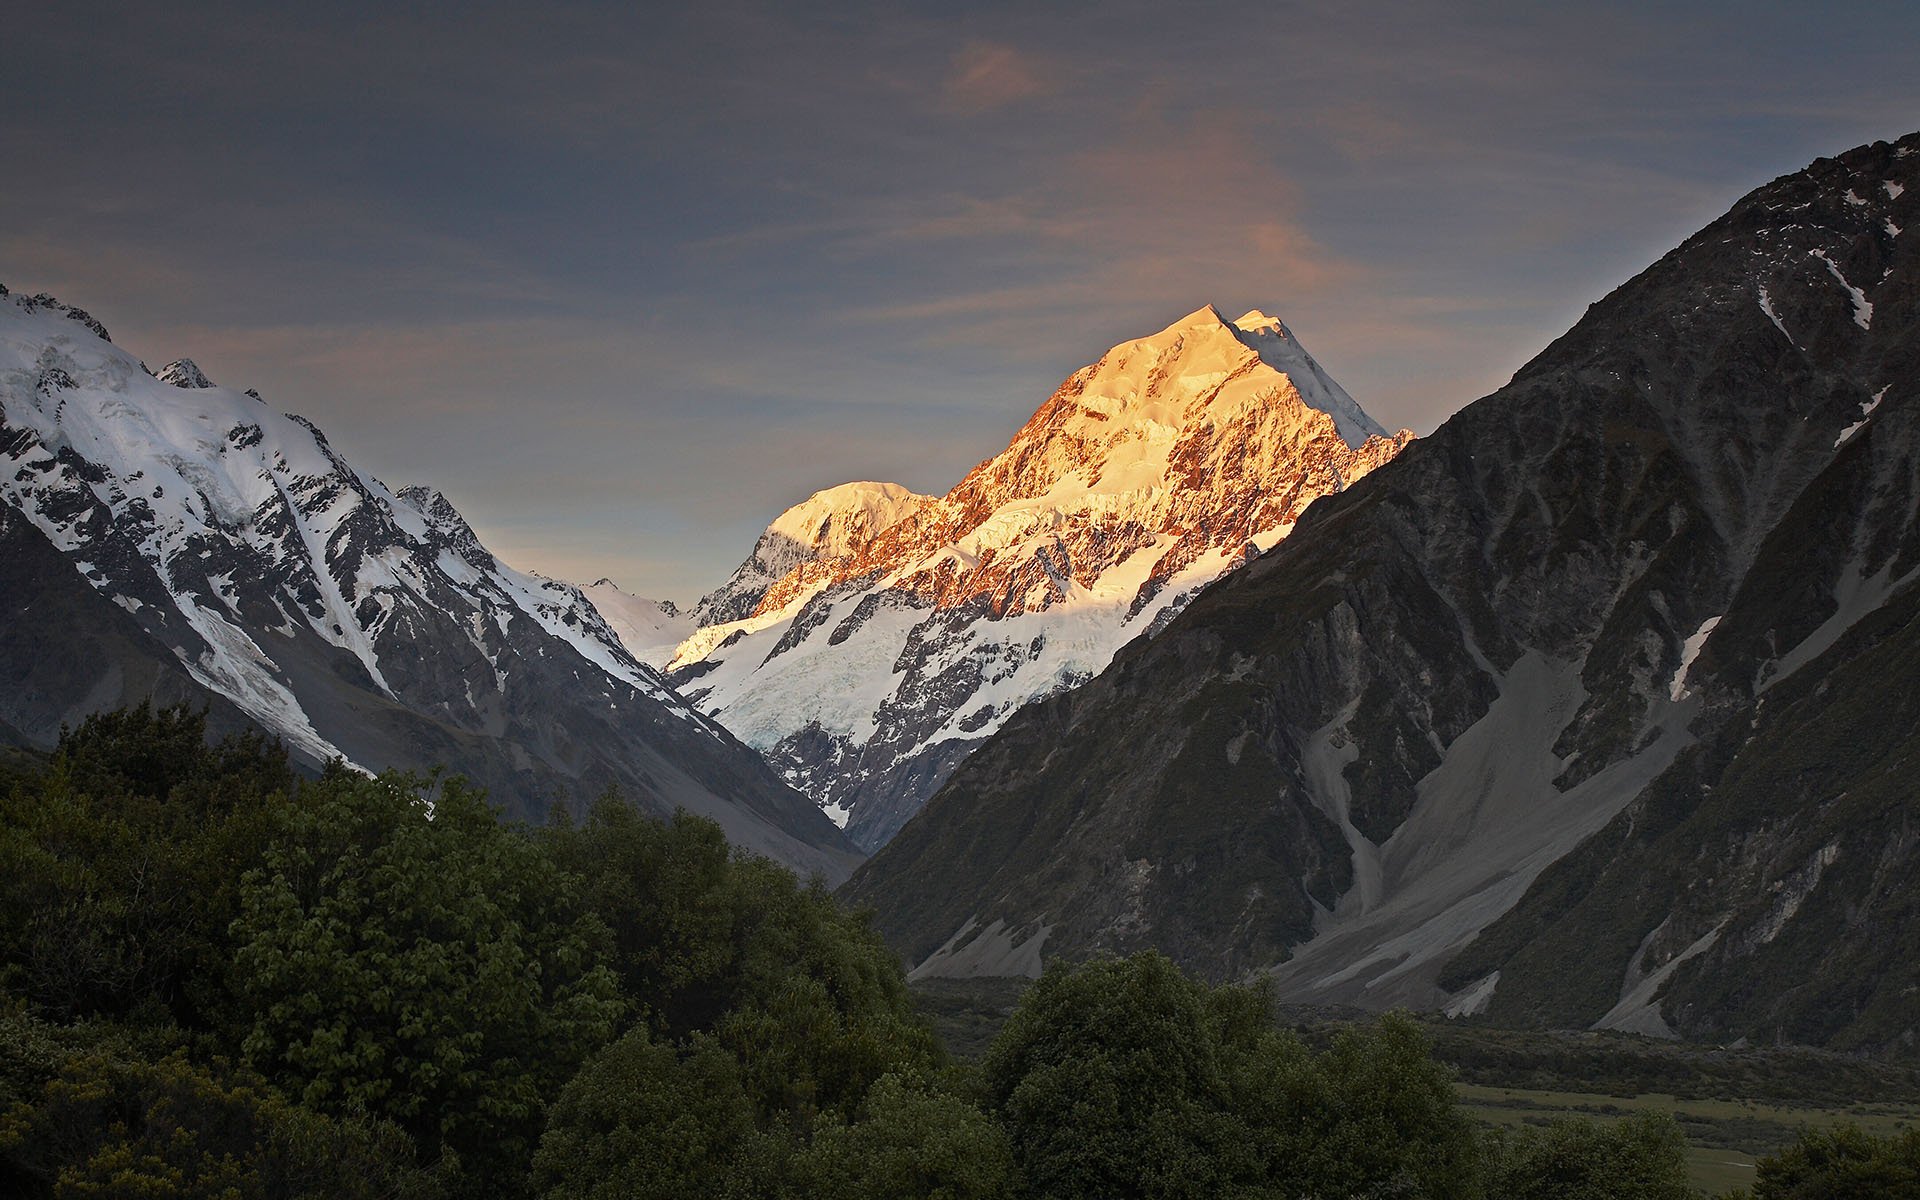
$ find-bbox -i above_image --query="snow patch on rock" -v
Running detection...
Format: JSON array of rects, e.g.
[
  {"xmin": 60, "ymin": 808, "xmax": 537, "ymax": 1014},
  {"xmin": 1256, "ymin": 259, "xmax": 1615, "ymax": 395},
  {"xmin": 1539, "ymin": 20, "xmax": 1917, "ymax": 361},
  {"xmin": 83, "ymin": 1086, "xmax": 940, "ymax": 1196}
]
[
  {"xmin": 1811, "ymin": 249, "xmax": 1873, "ymax": 329},
  {"xmin": 1757, "ymin": 284, "xmax": 1796, "ymax": 346},
  {"xmin": 1668, "ymin": 615, "xmax": 1721, "ymax": 701}
]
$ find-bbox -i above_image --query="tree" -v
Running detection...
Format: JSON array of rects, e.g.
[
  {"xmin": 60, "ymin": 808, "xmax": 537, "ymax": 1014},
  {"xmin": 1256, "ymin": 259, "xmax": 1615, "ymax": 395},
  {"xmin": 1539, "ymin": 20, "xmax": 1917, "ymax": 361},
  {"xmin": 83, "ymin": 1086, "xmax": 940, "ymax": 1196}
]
[
  {"xmin": 231, "ymin": 770, "xmax": 621, "ymax": 1187},
  {"xmin": 52, "ymin": 702, "xmax": 291, "ymax": 810},
  {"xmin": 547, "ymin": 796, "xmax": 943, "ymax": 1124},
  {"xmin": 982, "ymin": 951, "xmax": 1265, "ymax": 1200},
  {"xmin": 983, "ymin": 954, "xmax": 1486, "ymax": 1200},
  {"xmin": 0, "ymin": 706, "xmax": 293, "ymax": 1028},
  {"xmin": 543, "ymin": 801, "xmax": 742, "ymax": 1037},
  {"xmin": 1274, "ymin": 1012, "xmax": 1483, "ymax": 1200},
  {"xmin": 1484, "ymin": 1111, "xmax": 1700, "ymax": 1200},
  {"xmin": 533, "ymin": 1027, "xmax": 760, "ymax": 1200},
  {"xmin": 1750, "ymin": 1125, "xmax": 1920, "ymax": 1199},
  {"xmin": 794, "ymin": 1070, "xmax": 1013, "ymax": 1200},
  {"xmin": 535, "ymin": 800, "xmax": 970, "ymax": 1197}
]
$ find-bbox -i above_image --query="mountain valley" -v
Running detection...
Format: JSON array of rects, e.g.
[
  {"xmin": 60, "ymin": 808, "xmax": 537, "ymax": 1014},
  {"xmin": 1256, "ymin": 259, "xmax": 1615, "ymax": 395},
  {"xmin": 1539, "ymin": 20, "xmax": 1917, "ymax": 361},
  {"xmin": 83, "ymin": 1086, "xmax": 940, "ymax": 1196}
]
[{"xmin": 7, "ymin": 130, "xmax": 1919, "ymax": 1061}]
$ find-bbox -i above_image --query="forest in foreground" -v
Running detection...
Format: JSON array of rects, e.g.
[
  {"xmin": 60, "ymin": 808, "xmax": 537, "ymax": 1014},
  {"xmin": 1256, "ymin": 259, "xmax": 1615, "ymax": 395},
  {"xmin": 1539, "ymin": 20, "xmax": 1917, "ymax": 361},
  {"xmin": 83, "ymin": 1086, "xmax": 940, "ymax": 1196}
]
[{"xmin": 1, "ymin": 707, "xmax": 1914, "ymax": 1199}]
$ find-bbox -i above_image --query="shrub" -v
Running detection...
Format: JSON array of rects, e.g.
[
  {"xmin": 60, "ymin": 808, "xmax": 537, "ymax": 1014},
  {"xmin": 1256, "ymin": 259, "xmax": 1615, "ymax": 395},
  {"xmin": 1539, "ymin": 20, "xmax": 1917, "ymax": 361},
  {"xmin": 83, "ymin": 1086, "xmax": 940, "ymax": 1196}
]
[
  {"xmin": 0, "ymin": 1044, "xmax": 436, "ymax": 1200},
  {"xmin": 1751, "ymin": 1124, "xmax": 1920, "ymax": 1198},
  {"xmin": 1484, "ymin": 1110, "xmax": 1700, "ymax": 1200}
]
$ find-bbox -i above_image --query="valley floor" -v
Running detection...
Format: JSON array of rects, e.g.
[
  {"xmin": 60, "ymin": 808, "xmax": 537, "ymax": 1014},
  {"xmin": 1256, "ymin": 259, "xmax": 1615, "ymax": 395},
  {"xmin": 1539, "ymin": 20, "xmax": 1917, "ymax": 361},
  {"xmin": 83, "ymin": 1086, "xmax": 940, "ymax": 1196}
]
[{"xmin": 1460, "ymin": 1085, "xmax": 1920, "ymax": 1194}]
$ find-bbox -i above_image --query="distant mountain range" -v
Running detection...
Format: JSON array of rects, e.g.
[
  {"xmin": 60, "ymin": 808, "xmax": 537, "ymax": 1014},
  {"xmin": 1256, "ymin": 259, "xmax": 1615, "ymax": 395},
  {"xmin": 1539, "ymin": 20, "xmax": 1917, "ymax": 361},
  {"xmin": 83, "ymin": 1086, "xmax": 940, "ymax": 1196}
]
[
  {"xmin": 843, "ymin": 131, "xmax": 1920, "ymax": 1057},
  {"xmin": 0, "ymin": 290, "xmax": 858, "ymax": 880},
  {"xmin": 652, "ymin": 307, "xmax": 1410, "ymax": 847},
  {"xmin": 11, "ymin": 127, "xmax": 1918, "ymax": 1059}
]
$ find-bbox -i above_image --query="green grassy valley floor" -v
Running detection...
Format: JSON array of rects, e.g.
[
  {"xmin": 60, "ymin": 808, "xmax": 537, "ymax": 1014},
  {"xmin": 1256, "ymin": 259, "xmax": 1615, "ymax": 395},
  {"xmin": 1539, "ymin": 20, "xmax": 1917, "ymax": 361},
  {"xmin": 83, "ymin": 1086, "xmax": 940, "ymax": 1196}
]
[{"xmin": 1459, "ymin": 1085, "xmax": 1920, "ymax": 1193}]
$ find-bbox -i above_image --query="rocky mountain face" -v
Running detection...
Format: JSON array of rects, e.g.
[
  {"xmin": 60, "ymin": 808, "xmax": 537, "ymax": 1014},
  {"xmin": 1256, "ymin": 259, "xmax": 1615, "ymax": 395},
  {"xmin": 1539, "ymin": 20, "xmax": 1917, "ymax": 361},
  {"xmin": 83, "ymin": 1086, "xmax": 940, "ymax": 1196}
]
[
  {"xmin": 665, "ymin": 308, "xmax": 1411, "ymax": 848},
  {"xmin": 0, "ymin": 287, "xmax": 860, "ymax": 881},
  {"xmin": 843, "ymin": 132, "xmax": 1920, "ymax": 1057}
]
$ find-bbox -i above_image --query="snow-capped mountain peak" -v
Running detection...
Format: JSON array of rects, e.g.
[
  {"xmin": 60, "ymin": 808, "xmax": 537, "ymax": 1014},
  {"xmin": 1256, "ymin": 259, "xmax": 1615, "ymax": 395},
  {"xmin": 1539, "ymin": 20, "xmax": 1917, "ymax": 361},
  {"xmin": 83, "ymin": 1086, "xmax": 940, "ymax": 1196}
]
[
  {"xmin": 396, "ymin": 484, "xmax": 495, "ymax": 571},
  {"xmin": 765, "ymin": 480, "xmax": 930, "ymax": 557},
  {"xmin": 0, "ymin": 291, "xmax": 698, "ymax": 755},
  {"xmin": 665, "ymin": 304, "xmax": 1414, "ymax": 847},
  {"xmin": 685, "ymin": 480, "xmax": 934, "ymax": 631},
  {"xmin": 157, "ymin": 358, "xmax": 215, "ymax": 389},
  {"xmin": 1228, "ymin": 310, "xmax": 1387, "ymax": 448}
]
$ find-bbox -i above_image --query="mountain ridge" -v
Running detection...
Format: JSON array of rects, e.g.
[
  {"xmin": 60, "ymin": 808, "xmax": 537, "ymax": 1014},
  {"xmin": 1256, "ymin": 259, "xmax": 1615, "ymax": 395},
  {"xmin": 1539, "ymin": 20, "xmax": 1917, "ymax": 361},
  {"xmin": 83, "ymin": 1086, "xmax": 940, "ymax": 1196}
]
[
  {"xmin": 664, "ymin": 303, "xmax": 1412, "ymax": 846},
  {"xmin": 0, "ymin": 285, "xmax": 859, "ymax": 880}
]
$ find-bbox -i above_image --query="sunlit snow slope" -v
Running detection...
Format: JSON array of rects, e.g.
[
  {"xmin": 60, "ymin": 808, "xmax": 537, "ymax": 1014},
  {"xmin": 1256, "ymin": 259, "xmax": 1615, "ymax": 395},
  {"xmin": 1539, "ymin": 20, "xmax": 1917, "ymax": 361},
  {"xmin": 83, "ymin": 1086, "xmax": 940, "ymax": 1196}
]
[{"xmin": 581, "ymin": 579, "xmax": 695, "ymax": 667}]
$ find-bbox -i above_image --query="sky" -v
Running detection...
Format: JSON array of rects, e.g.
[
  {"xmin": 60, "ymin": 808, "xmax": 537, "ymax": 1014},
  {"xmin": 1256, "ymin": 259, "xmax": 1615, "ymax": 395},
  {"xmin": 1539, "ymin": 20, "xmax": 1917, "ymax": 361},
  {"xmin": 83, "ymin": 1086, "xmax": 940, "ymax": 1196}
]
[{"xmin": 7, "ymin": 1, "xmax": 1919, "ymax": 602}]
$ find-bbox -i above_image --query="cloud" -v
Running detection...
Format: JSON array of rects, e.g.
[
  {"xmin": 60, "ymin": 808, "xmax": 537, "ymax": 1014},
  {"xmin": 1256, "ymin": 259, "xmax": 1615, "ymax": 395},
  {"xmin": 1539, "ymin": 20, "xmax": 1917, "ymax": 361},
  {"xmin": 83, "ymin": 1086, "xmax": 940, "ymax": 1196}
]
[
  {"xmin": 818, "ymin": 108, "xmax": 1365, "ymax": 375},
  {"xmin": 10, "ymin": 0, "xmax": 1918, "ymax": 601},
  {"xmin": 1317, "ymin": 103, "xmax": 1423, "ymax": 163},
  {"xmin": 873, "ymin": 195, "xmax": 1073, "ymax": 244},
  {"xmin": 940, "ymin": 41, "xmax": 1053, "ymax": 113}
]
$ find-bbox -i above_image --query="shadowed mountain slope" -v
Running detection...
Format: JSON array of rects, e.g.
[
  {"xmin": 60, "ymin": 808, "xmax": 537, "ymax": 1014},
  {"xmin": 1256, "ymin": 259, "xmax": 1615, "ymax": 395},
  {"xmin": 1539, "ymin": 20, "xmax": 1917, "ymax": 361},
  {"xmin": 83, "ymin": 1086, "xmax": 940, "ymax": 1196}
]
[{"xmin": 844, "ymin": 132, "xmax": 1920, "ymax": 1054}]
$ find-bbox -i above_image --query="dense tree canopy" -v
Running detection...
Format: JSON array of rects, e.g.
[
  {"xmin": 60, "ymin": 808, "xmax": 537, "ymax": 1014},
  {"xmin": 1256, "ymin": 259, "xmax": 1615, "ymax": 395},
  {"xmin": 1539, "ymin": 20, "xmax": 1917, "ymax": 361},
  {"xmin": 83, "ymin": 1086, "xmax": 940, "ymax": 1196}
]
[
  {"xmin": 231, "ymin": 768, "xmax": 623, "ymax": 1183},
  {"xmin": 982, "ymin": 951, "xmax": 1262, "ymax": 1198},
  {"xmin": 532, "ymin": 1027, "xmax": 760, "ymax": 1200},
  {"xmin": 0, "ymin": 705, "xmax": 293, "ymax": 1028},
  {"xmin": 0, "ymin": 1043, "xmax": 437, "ymax": 1200},
  {"xmin": 545, "ymin": 796, "xmax": 941, "ymax": 1122},
  {"xmin": 793, "ymin": 1070, "xmax": 1013, "ymax": 1200}
]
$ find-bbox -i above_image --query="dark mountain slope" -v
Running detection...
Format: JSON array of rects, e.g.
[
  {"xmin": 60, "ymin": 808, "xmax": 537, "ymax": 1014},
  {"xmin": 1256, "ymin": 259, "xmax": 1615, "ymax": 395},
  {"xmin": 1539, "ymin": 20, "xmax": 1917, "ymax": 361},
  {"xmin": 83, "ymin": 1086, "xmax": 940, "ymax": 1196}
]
[
  {"xmin": 0, "ymin": 498, "xmax": 262, "ymax": 746},
  {"xmin": 844, "ymin": 132, "xmax": 1920, "ymax": 1053}
]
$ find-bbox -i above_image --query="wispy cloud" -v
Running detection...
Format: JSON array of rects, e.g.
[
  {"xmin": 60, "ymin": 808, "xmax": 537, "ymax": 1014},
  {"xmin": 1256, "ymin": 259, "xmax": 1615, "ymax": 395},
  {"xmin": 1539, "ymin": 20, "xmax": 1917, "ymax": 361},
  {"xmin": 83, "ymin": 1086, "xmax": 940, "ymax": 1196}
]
[
  {"xmin": 810, "ymin": 108, "xmax": 1364, "ymax": 374},
  {"xmin": 940, "ymin": 41, "xmax": 1054, "ymax": 113}
]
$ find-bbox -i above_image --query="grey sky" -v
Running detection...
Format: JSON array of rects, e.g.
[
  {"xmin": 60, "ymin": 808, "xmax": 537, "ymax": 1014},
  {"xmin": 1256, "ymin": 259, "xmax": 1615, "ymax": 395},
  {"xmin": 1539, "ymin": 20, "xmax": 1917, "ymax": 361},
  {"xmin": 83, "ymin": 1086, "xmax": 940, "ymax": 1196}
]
[{"xmin": 7, "ymin": 1, "xmax": 1917, "ymax": 601}]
